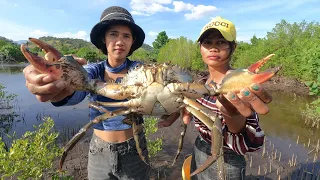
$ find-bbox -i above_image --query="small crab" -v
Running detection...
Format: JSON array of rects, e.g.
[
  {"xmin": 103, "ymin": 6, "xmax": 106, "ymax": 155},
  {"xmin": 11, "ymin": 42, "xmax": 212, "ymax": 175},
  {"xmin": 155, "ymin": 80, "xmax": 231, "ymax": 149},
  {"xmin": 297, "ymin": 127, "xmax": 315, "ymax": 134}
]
[{"xmin": 20, "ymin": 38, "xmax": 280, "ymax": 177}]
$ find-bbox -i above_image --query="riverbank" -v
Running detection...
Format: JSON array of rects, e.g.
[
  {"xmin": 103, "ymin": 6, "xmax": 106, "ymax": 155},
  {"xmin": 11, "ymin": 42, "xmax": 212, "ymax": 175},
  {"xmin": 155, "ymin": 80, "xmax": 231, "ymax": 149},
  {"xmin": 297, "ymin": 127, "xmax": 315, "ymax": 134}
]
[{"xmin": 51, "ymin": 76, "xmax": 316, "ymax": 180}]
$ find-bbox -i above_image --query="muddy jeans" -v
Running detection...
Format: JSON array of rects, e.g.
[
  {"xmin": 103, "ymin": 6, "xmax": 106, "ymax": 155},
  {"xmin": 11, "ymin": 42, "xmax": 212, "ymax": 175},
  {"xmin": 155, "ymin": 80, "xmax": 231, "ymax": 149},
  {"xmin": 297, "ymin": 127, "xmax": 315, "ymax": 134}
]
[
  {"xmin": 88, "ymin": 132, "xmax": 150, "ymax": 180},
  {"xmin": 190, "ymin": 136, "xmax": 246, "ymax": 180}
]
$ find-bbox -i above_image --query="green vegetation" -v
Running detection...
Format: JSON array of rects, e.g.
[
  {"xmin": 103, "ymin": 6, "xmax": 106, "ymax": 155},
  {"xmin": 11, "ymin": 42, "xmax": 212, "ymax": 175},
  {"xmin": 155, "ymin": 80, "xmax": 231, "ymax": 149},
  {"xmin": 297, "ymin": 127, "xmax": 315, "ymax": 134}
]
[
  {"xmin": 232, "ymin": 20, "xmax": 320, "ymax": 83},
  {"xmin": 0, "ymin": 83, "xmax": 17, "ymax": 110},
  {"xmin": 0, "ymin": 117, "xmax": 62, "ymax": 180},
  {"xmin": 0, "ymin": 37, "xmax": 24, "ymax": 63},
  {"xmin": 143, "ymin": 116, "xmax": 163, "ymax": 158},
  {"xmin": 0, "ymin": 83, "xmax": 18, "ymax": 140}
]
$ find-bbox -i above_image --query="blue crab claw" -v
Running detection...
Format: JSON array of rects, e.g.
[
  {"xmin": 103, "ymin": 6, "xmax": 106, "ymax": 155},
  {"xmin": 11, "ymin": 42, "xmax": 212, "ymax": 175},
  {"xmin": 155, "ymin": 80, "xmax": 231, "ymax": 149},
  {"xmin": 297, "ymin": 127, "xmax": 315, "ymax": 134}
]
[
  {"xmin": 20, "ymin": 37, "xmax": 94, "ymax": 91},
  {"xmin": 216, "ymin": 54, "xmax": 281, "ymax": 94},
  {"xmin": 29, "ymin": 37, "xmax": 63, "ymax": 62}
]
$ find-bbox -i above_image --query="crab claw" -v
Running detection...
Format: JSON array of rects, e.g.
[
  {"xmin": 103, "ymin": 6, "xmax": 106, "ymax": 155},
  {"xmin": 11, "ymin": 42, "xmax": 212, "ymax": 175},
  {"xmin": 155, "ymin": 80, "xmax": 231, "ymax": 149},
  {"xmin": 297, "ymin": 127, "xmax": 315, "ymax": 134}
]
[
  {"xmin": 20, "ymin": 38, "xmax": 64, "ymax": 80},
  {"xmin": 20, "ymin": 38, "xmax": 93, "ymax": 91},
  {"xmin": 217, "ymin": 54, "xmax": 281, "ymax": 94},
  {"xmin": 247, "ymin": 54, "xmax": 275, "ymax": 73},
  {"xmin": 29, "ymin": 37, "xmax": 63, "ymax": 62}
]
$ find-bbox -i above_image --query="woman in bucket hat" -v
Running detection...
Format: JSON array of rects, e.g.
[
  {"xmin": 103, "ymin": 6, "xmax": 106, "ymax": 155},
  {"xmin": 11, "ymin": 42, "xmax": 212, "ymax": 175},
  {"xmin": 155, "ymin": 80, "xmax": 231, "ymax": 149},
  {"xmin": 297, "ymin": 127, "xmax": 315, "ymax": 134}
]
[
  {"xmin": 164, "ymin": 16, "xmax": 271, "ymax": 180},
  {"xmin": 23, "ymin": 6, "xmax": 153, "ymax": 180}
]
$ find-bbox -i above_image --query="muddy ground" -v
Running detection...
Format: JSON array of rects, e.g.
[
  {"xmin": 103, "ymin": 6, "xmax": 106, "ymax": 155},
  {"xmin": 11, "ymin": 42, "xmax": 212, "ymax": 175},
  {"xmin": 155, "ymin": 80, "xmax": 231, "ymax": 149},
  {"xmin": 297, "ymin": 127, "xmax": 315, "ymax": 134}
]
[{"xmin": 52, "ymin": 76, "xmax": 317, "ymax": 180}]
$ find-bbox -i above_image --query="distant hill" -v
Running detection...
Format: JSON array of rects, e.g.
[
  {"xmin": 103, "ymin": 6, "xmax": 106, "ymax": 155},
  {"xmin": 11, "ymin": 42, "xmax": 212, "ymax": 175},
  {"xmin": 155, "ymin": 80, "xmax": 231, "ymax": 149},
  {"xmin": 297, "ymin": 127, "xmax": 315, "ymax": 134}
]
[
  {"xmin": 37, "ymin": 36, "xmax": 96, "ymax": 49},
  {"xmin": 1, "ymin": 36, "xmax": 153, "ymax": 52},
  {"xmin": 0, "ymin": 36, "xmax": 15, "ymax": 44},
  {"xmin": 141, "ymin": 44, "xmax": 153, "ymax": 51}
]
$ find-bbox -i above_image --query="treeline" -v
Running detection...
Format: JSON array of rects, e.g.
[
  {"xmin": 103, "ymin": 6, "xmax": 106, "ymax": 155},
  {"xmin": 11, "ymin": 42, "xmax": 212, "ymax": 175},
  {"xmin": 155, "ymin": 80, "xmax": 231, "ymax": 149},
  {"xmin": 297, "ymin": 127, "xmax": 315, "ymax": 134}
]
[{"xmin": 0, "ymin": 36, "xmax": 154, "ymax": 64}]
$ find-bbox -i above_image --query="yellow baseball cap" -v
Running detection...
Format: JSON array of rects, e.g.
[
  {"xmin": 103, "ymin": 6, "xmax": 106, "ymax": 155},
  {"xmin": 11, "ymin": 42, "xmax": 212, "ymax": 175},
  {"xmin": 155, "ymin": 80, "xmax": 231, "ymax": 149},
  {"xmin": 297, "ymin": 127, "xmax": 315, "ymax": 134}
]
[{"xmin": 197, "ymin": 16, "xmax": 236, "ymax": 42}]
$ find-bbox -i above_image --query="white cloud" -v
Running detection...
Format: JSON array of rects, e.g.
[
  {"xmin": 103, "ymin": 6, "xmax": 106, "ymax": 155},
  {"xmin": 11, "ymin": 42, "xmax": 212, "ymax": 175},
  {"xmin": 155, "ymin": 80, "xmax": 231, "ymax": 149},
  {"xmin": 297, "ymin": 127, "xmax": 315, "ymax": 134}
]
[
  {"xmin": 29, "ymin": 30, "xmax": 50, "ymax": 37},
  {"xmin": 130, "ymin": 0, "xmax": 218, "ymax": 20},
  {"xmin": 0, "ymin": 19, "xmax": 89, "ymax": 41},
  {"xmin": 148, "ymin": 31, "xmax": 158, "ymax": 37},
  {"xmin": 130, "ymin": 1, "xmax": 172, "ymax": 15},
  {"xmin": 131, "ymin": 10, "xmax": 151, "ymax": 16},
  {"xmin": 172, "ymin": 1, "xmax": 194, "ymax": 12},
  {"xmin": 184, "ymin": 5, "xmax": 218, "ymax": 20}
]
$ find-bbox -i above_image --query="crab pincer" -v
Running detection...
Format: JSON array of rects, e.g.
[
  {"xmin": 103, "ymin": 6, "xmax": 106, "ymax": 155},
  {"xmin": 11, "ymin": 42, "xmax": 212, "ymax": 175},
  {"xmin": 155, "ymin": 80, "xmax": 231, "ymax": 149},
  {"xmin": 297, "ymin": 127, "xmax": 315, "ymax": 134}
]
[
  {"xmin": 20, "ymin": 38, "xmax": 94, "ymax": 91},
  {"xmin": 214, "ymin": 54, "xmax": 281, "ymax": 95}
]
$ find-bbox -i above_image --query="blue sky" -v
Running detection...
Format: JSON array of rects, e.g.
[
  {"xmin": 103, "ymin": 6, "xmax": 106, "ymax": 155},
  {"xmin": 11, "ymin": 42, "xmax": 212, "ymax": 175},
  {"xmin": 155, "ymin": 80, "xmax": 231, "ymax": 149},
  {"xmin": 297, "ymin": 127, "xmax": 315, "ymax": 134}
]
[{"xmin": 1, "ymin": 0, "xmax": 319, "ymax": 46}]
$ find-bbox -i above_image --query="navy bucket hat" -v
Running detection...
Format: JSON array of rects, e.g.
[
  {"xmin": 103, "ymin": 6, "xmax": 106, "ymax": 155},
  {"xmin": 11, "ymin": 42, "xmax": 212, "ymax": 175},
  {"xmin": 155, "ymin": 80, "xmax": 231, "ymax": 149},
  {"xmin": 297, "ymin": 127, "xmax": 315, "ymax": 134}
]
[{"xmin": 90, "ymin": 6, "xmax": 145, "ymax": 56}]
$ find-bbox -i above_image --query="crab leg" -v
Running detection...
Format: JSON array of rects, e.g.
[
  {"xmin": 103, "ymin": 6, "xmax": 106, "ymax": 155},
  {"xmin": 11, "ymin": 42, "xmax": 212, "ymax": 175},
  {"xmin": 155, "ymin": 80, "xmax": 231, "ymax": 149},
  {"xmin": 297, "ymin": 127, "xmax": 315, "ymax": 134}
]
[
  {"xmin": 171, "ymin": 119, "xmax": 187, "ymax": 166},
  {"xmin": 132, "ymin": 120, "xmax": 148, "ymax": 164},
  {"xmin": 182, "ymin": 97, "xmax": 226, "ymax": 178},
  {"xmin": 122, "ymin": 114, "xmax": 149, "ymax": 165},
  {"xmin": 189, "ymin": 116, "xmax": 225, "ymax": 178},
  {"xmin": 182, "ymin": 97, "xmax": 225, "ymax": 176},
  {"xmin": 59, "ymin": 105, "xmax": 132, "ymax": 171}
]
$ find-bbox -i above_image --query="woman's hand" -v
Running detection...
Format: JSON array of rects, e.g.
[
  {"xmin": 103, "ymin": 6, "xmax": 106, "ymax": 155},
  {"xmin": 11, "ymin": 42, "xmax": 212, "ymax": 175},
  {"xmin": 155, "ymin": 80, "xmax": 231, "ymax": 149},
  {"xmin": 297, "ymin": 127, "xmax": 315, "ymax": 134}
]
[
  {"xmin": 215, "ymin": 83, "xmax": 272, "ymax": 133},
  {"xmin": 23, "ymin": 54, "xmax": 87, "ymax": 103},
  {"xmin": 216, "ymin": 83, "xmax": 272, "ymax": 117},
  {"xmin": 157, "ymin": 112, "xmax": 181, "ymax": 128}
]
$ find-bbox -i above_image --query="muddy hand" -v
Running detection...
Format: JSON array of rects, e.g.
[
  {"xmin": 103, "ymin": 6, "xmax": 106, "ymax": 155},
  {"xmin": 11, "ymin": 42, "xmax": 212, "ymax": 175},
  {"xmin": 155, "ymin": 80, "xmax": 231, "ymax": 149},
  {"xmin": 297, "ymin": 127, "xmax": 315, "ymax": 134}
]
[
  {"xmin": 21, "ymin": 38, "xmax": 89, "ymax": 102},
  {"xmin": 158, "ymin": 112, "xmax": 180, "ymax": 128},
  {"xmin": 23, "ymin": 65, "xmax": 73, "ymax": 102}
]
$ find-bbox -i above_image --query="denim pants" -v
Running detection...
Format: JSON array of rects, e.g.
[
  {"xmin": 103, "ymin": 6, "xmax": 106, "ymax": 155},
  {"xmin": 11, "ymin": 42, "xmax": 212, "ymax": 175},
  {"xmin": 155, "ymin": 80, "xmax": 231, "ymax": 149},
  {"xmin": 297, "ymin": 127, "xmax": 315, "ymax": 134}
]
[
  {"xmin": 87, "ymin": 132, "xmax": 150, "ymax": 180},
  {"xmin": 190, "ymin": 136, "xmax": 246, "ymax": 180}
]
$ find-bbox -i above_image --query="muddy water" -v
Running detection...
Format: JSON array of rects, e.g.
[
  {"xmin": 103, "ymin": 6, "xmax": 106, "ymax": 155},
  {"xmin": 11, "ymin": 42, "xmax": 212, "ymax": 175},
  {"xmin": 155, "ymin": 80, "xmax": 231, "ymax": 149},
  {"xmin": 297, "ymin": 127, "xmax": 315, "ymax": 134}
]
[
  {"xmin": 0, "ymin": 65, "xmax": 319, "ymax": 179},
  {"xmin": 153, "ymin": 92, "xmax": 319, "ymax": 179}
]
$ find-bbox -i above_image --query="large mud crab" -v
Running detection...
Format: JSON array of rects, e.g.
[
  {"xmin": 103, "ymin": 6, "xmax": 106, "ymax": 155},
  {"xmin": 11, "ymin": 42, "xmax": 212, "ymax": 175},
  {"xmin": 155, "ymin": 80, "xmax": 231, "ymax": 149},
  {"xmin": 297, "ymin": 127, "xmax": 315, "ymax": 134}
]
[{"xmin": 20, "ymin": 38, "xmax": 280, "ymax": 177}]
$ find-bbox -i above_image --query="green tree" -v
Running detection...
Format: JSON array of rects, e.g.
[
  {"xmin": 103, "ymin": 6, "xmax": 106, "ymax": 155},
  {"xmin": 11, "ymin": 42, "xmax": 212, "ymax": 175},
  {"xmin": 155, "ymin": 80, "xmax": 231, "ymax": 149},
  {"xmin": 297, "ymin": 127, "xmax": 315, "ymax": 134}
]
[
  {"xmin": 0, "ymin": 40, "xmax": 9, "ymax": 47},
  {"xmin": 152, "ymin": 31, "xmax": 169, "ymax": 55},
  {"xmin": 76, "ymin": 47, "xmax": 99, "ymax": 61},
  {"xmin": 129, "ymin": 48, "xmax": 150, "ymax": 62},
  {"xmin": 157, "ymin": 36, "xmax": 204, "ymax": 71},
  {"xmin": 0, "ymin": 44, "xmax": 24, "ymax": 63}
]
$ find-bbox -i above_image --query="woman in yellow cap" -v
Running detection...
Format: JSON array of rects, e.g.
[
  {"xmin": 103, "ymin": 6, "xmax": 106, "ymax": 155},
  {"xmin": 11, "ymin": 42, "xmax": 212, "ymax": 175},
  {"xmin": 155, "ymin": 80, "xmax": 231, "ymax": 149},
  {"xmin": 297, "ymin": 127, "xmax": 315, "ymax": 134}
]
[{"xmin": 164, "ymin": 16, "xmax": 271, "ymax": 180}]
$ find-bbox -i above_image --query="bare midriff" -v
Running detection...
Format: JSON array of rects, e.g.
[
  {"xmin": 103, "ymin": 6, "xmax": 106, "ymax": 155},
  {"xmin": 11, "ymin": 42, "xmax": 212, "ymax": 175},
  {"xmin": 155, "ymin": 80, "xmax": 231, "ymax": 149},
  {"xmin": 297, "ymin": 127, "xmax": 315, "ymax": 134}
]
[{"xmin": 93, "ymin": 125, "xmax": 142, "ymax": 143}]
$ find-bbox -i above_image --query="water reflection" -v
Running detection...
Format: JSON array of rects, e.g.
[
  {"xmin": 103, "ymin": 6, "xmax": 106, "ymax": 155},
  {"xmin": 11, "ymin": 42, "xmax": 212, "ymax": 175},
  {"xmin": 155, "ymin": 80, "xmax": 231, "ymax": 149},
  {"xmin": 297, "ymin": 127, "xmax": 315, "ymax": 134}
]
[
  {"xmin": 260, "ymin": 92, "xmax": 319, "ymax": 149},
  {"xmin": 0, "ymin": 64, "xmax": 89, "ymax": 144},
  {"xmin": 0, "ymin": 63, "xmax": 28, "ymax": 74}
]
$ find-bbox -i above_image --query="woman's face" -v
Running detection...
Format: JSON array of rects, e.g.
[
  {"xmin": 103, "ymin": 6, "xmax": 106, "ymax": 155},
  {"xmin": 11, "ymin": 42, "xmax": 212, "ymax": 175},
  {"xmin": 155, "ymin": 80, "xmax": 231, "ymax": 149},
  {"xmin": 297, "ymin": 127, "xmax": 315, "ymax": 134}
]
[
  {"xmin": 200, "ymin": 30, "xmax": 232, "ymax": 68},
  {"xmin": 104, "ymin": 24, "xmax": 134, "ymax": 61}
]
